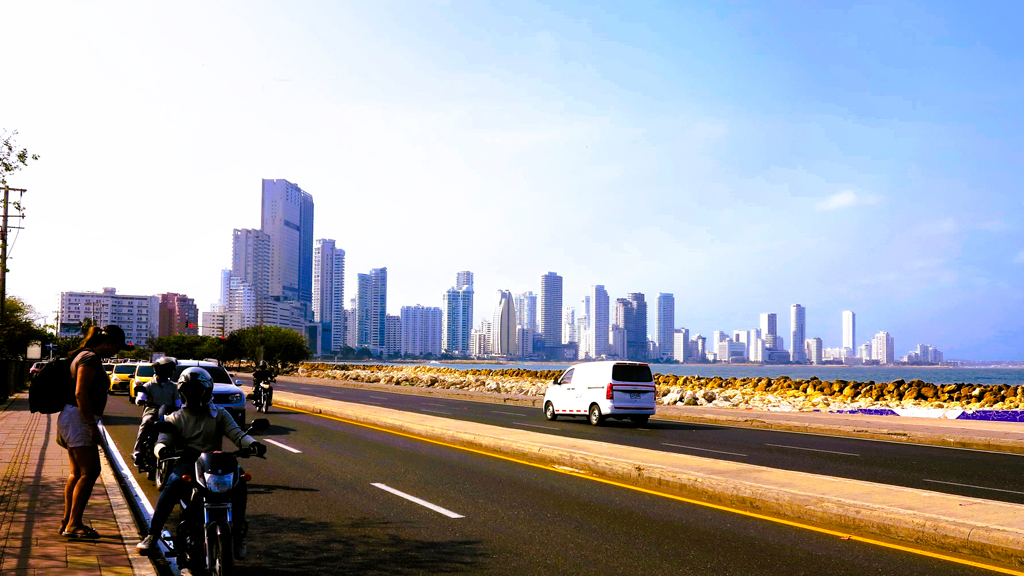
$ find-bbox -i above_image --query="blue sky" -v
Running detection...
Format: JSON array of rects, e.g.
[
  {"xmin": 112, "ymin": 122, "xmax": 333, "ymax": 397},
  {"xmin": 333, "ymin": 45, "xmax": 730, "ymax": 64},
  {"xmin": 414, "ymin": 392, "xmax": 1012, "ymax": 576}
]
[{"xmin": 3, "ymin": 1, "xmax": 1022, "ymax": 359}]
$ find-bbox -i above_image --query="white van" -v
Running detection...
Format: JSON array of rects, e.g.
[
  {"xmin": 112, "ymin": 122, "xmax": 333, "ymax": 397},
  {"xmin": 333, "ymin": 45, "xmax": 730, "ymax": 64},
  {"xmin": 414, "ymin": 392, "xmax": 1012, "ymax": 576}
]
[{"xmin": 542, "ymin": 361, "xmax": 657, "ymax": 426}]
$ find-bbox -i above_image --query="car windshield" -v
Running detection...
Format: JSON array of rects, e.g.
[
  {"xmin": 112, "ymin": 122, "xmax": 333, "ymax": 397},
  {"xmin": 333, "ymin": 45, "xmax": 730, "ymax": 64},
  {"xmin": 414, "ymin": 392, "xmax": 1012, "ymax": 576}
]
[
  {"xmin": 114, "ymin": 365, "xmax": 136, "ymax": 374},
  {"xmin": 612, "ymin": 364, "xmax": 653, "ymax": 383},
  {"xmin": 172, "ymin": 365, "xmax": 232, "ymax": 384},
  {"xmin": 136, "ymin": 366, "xmax": 154, "ymax": 377}
]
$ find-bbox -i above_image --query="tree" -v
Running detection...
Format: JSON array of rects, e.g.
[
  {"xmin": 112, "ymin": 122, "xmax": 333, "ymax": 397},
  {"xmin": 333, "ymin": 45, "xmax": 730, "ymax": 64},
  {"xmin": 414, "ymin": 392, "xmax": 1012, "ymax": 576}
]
[
  {"xmin": 0, "ymin": 296, "xmax": 48, "ymax": 359},
  {"xmin": 0, "ymin": 130, "xmax": 39, "ymax": 188},
  {"xmin": 224, "ymin": 326, "xmax": 310, "ymax": 367}
]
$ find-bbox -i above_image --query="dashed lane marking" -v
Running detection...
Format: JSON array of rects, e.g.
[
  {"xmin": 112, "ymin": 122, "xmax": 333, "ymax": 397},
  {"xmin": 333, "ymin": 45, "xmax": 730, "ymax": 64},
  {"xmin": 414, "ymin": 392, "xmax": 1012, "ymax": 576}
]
[
  {"xmin": 421, "ymin": 409, "xmax": 452, "ymax": 415},
  {"xmin": 662, "ymin": 443, "xmax": 748, "ymax": 457},
  {"xmin": 263, "ymin": 438, "xmax": 302, "ymax": 454},
  {"xmin": 513, "ymin": 422, "xmax": 558, "ymax": 430},
  {"xmin": 765, "ymin": 443, "xmax": 860, "ymax": 457},
  {"xmin": 371, "ymin": 483, "xmax": 464, "ymax": 518},
  {"xmin": 491, "ymin": 410, "xmax": 527, "ymax": 416},
  {"xmin": 923, "ymin": 479, "xmax": 1024, "ymax": 496}
]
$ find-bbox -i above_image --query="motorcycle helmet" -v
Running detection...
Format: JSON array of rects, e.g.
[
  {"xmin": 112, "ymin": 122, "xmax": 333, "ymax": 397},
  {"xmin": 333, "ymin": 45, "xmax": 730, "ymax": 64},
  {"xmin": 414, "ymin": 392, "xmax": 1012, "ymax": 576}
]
[
  {"xmin": 177, "ymin": 367, "xmax": 214, "ymax": 407},
  {"xmin": 153, "ymin": 357, "xmax": 177, "ymax": 379}
]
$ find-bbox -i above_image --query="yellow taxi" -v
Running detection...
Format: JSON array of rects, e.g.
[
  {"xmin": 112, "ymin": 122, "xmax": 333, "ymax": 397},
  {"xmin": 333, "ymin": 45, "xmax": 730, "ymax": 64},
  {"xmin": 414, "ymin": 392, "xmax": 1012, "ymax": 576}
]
[
  {"xmin": 103, "ymin": 363, "xmax": 114, "ymax": 377},
  {"xmin": 108, "ymin": 363, "xmax": 137, "ymax": 394},
  {"xmin": 129, "ymin": 363, "xmax": 156, "ymax": 399}
]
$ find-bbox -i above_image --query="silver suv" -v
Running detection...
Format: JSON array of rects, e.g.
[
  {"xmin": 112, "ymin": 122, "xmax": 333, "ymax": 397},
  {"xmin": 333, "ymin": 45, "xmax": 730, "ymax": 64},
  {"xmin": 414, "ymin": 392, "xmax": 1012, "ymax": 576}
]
[{"xmin": 171, "ymin": 360, "xmax": 247, "ymax": 426}]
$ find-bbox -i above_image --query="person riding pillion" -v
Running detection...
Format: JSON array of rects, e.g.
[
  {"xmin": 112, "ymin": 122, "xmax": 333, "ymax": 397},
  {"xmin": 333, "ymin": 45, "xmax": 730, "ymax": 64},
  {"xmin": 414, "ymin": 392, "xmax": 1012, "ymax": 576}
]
[
  {"xmin": 136, "ymin": 367, "xmax": 267, "ymax": 558},
  {"xmin": 131, "ymin": 357, "xmax": 181, "ymax": 465}
]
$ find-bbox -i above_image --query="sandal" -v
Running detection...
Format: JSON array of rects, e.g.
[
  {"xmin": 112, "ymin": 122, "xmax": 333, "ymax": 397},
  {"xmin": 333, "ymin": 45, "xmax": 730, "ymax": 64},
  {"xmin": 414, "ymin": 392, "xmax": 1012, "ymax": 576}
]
[
  {"xmin": 58, "ymin": 520, "xmax": 68, "ymax": 536},
  {"xmin": 63, "ymin": 525, "xmax": 101, "ymax": 539}
]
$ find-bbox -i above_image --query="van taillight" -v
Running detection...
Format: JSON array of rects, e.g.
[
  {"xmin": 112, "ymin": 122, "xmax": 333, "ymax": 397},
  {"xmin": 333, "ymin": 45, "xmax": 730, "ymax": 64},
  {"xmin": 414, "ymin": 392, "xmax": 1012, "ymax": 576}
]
[{"xmin": 606, "ymin": 383, "xmax": 614, "ymax": 400}]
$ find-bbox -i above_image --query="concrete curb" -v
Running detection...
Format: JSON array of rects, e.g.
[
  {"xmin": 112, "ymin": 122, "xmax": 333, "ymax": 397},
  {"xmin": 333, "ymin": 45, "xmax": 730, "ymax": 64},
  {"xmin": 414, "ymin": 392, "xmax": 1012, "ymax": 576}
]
[
  {"xmin": 274, "ymin": 374, "xmax": 1024, "ymax": 455},
  {"xmin": 275, "ymin": 392, "xmax": 1024, "ymax": 567},
  {"xmin": 97, "ymin": 443, "xmax": 160, "ymax": 576}
]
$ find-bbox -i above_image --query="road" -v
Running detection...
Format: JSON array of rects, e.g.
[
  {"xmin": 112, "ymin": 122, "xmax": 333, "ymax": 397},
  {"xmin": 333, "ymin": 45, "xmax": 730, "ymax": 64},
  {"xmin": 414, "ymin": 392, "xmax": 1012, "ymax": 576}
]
[
  {"xmin": 101, "ymin": 393, "xmax": 1008, "ymax": 575},
  {"xmin": 246, "ymin": 376, "xmax": 1024, "ymax": 506}
]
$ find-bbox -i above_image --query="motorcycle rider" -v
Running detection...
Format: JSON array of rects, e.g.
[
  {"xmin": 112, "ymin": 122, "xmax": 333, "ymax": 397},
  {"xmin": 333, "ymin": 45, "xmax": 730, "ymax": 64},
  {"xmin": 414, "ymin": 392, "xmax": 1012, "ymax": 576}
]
[
  {"xmin": 136, "ymin": 367, "xmax": 266, "ymax": 559},
  {"xmin": 131, "ymin": 357, "xmax": 180, "ymax": 466},
  {"xmin": 252, "ymin": 360, "xmax": 274, "ymax": 407}
]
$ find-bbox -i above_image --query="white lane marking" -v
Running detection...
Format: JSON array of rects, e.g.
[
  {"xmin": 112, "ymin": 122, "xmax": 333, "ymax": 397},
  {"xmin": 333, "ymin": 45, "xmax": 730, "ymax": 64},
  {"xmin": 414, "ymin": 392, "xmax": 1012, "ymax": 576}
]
[
  {"xmin": 421, "ymin": 409, "xmax": 452, "ymax": 415},
  {"xmin": 513, "ymin": 422, "xmax": 558, "ymax": 430},
  {"xmin": 361, "ymin": 401, "xmax": 383, "ymax": 406},
  {"xmin": 369, "ymin": 395, "xmax": 389, "ymax": 400},
  {"xmin": 765, "ymin": 443, "xmax": 860, "ymax": 457},
  {"xmin": 371, "ymin": 483, "xmax": 464, "ymax": 518},
  {"xmin": 263, "ymin": 438, "xmax": 302, "ymax": 454},
  {"xmin": 922, "ymin": 479, "xmax": 1024, "ymax": 496},
  {"xmin": 426, "ymin": 403, "xmax": 448, "ymax": 408},
  {"xmin": 491, "ymin": 410, "xmax": 526, "ymax": 416},
  {"xmin": 662, "ymin": 443, "xmax": 748, "ymax": 457}
]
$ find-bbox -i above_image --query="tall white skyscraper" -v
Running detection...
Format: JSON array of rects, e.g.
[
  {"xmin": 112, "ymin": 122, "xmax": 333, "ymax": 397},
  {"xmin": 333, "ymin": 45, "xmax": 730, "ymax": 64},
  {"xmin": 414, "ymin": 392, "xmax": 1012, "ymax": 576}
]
[
  {"xmin": 219, "ymin": 269, "xmax": 232, "ymax": 309},
  {"xmin": 368, "ymin": 268, "xmax": 387, "ymax": 354},
  {"xmin": 656, "ymin": 293, "xmax": 675, "ymax": 360},
  {"xmin": 580, "ymin": 296, "xmax": 591, "ymax": 328},
  {"xmin": 562, "ymin": 306, "xmax": 576, "ymax": 344},
  {"xmin": 540, "ymin": 272, "xmax": 563, "ymax": 348},
  {"xmin": 805, "ymin": 337, "xmax": 823, "ymax": 365},
  {"xmin": 261, "ymin": 179, "xmax": 314, "ymax": 305},
  {"xmin": 313, "ymin": 239, "xmax": 346, "ymax": 353},
  {"xmin": 442, "ymin": 284, "xmax": 474, "ymax": 355},
  {"xmin": 790, "ymin": 304, "xmax": 807, "ymax": 363},
  {"xmin": 231, "ymin": 228, "xmax": 271, "ymax": 302},
  {"xmin": 490, "ymin": 290, "xmax": 518, "ymax": 356},
  {"xmin": 515, "ymin": 292, "xmax": 538, "ymax": 331},
  {"xmin": 400, "ymin": 305, "xmax": 443, "ymax": 357},
  {"xmin": 873, "ymin": 331, "xmax": 895, "ymax": 364},
  {"xmin": 589, "ymin": 285, "xmax": 609, "ymax": 359},
  {"xmin": 455, "ymin": 271, "xmax": 474, "ymax": 290},
  {"xmin": 842, "ymin": 310, "xmax": 856, "ymax": 353},
  {"xmin": 673, "ymin": 328, "xmax": 689, "ymax": 362}
]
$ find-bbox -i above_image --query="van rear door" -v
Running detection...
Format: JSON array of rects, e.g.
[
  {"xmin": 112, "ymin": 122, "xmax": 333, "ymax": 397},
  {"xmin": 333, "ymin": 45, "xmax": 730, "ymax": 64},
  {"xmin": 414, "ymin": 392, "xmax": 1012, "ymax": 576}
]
[{"xmin": 609, "ymin": 363, "xmax": 656, "ymax": 408}]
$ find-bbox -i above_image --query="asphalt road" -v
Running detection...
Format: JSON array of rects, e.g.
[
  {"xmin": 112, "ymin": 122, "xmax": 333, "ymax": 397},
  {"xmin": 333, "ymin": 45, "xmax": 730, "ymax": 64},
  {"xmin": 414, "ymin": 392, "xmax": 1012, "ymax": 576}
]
[
  {"xmin": 246, "ymin": 376, "xmax": 1024, "ymax": 506},
  {"xmin": 101, "ymin": 393, "xmax": 1007, "ymax": 575}
]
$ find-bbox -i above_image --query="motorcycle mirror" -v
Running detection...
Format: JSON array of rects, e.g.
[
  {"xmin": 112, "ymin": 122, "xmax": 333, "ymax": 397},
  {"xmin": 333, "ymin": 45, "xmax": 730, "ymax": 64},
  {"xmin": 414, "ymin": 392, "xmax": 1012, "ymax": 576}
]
[{"xmin": 250, "ymin": 418, "xmax": 270, "ymax": 431}]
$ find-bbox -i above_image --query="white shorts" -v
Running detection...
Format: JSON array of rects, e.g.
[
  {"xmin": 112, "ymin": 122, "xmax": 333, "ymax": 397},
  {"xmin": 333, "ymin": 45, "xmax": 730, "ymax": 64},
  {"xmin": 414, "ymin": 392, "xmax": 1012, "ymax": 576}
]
[{"xmin": 57, "ymin": 405, "xmax": 97, "ymax": 449}]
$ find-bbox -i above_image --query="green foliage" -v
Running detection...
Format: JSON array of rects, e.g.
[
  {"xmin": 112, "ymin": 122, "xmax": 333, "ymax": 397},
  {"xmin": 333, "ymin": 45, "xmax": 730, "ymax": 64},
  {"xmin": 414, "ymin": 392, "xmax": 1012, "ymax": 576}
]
[
  {"xmin": 0, "ymin": 129, "xmax": 39, "ymax": 188},
  {"xmin": 0, "ymin": 296, "xmax": 49, "ymax": 359},
  {"xmin": 150, "ymin": 334, "xmax": 225, "ymax": 361},
  {"xmin": 225, "ymin": 326, "xmax": 310, "ymax": 366}
]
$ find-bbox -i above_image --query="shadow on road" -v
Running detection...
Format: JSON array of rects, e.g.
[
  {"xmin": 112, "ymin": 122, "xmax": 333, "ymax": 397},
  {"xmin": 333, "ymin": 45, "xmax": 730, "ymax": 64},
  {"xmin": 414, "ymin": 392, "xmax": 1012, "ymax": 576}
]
[
  {"xmin": 244, "ymin": 515, "xmax": 485, "ymax": 575},
  {"xmin": 248, "ymin": 483, "xmax": 320, "ymax": 495}
]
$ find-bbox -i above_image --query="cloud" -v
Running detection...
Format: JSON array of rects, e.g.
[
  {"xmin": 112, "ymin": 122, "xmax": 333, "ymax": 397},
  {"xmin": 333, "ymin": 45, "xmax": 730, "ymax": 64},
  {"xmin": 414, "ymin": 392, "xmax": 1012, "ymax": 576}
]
[
  {"xmin": 815, "ymin": 190, "xmax": 879, "ymax": 211},
  {"xmin": 1014, "ymin": 250, "xmax": 1024, "ymax": 264}
]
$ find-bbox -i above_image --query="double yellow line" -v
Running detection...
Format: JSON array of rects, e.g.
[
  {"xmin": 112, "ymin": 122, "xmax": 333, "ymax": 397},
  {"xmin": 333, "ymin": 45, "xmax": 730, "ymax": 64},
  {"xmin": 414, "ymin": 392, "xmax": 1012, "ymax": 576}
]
[{"xmin": 282, "ymin": 405, "xmax": 1024, "ymax": 575}]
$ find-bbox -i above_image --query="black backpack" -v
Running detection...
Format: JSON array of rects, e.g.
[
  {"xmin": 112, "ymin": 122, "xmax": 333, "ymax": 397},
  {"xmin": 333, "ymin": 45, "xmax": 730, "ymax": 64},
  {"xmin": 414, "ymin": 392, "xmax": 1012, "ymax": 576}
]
[{"xmin": 29, "ymin": 352, "xmax": 80, "ymax": 414}]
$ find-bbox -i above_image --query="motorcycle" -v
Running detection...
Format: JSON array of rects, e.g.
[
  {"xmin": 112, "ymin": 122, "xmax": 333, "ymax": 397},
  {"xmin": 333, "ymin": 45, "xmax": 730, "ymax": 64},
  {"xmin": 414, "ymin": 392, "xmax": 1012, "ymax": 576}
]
[
  {"xmin": 156, "ymin": 418, "xmax": 269, "ymax": 575},
  {"xmin": 137, "ymin": 405, "xmax": 177, "ymax": 482},
  {"xmin": 250, "ymin": 377, "xmax": 273, "ymax": 414}
]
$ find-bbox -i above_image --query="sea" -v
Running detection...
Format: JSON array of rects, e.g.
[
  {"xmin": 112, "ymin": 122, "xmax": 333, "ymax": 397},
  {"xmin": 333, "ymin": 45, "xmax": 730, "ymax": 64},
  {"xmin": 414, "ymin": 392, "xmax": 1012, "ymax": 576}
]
[{"xmin": 311, "ymin": 361, "xmax": 1024, "ymax": 386}]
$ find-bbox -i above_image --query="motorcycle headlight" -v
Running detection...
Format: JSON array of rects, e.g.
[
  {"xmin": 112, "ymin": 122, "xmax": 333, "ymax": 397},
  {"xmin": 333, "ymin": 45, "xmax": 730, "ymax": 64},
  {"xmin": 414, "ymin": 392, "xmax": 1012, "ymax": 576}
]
[{"xmin": 204, "ymin": 472, "xmax": 234, "ymax": 493}]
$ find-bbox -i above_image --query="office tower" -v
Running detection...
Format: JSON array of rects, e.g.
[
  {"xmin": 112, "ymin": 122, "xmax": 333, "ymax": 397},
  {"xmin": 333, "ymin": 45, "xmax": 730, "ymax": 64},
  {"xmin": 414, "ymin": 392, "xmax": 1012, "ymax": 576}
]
[
  {"xmin": 490, "ymin": 290, "xmax": 518, "ymax": 356},
  {"xmin": 59, "ymin": 288, "xmax": 160, "ymax": 347},
  {"xmin": 580, "ymin": 295, "xmax": 591, "ymax": 328},
  {"xmin": 442, "ymin": 282, "xmax": 474, "ymax": 356},
  {"xmin": 384, "ymin": 314, "xmax": 401, "ymax": 357},
  {"xmin": 673, "ymin": 328, "xmax": 689, "ymax": 362},
  {"xmin": 517, "ymin": 326, "xmax": 535, "ymax": 357},
  {"xmin": 158, "ymin": 293, "xmax": 199, "ymax": 337},
  {"xmin": 589, "ymin": 285, "xmax": 609, "ymax": 359},
  {"xmin": 562, "ymin": 306, "xmax": 576, "ymax": 344},
  {"xmin": 355, "ymin": 275, "xmax": 371, "ymax": 348},
  {"xmin": 656, "ymin": 293, "xmax": 675, "ymax": 361},
  {"xmin": 614, "ymin": 299, "xmax": 634, "ymax": 356},
  {"xmin": 842, "ymin": 310, "xmax": 856, "ymax": 354},
  {"xmin": 456, "ymin": 271, "xmax": 474, "ymax": 290},
  {"xmin": 627, "ymin": 293, "xmax": 647, "ymax": 361},
  {"xmin": 712, "ymin": 331, "xmax": 726, "ymax": 345},
  {"xmin": 261, "ymin": 179, "xmax": 314, "ymax": 304},
  {"xmin": 400, "ymin": 305, "xmax": 443, "ymax": 357},
  {"xmin": 313, "ymin": 239, "xmax": 346, "ymax": 353},
  {"xmin": 790, "ymin": 304, "xmax": 807, "ymax": 363},
  {"xmin": 805, "ymin": 337, "xmax": 823, "ymax": 365},
  {"xmin": 873, "ymin": 331, "xmax": 895, "ymax": 364},
  {"xmin": 760, "ymin": 313, "xmax": 777, "ymax": 338},
  {"xmin": 230, "ymin": 229, "xmax": 271, "ymax": 300},
  {"xmin": 219, "ymin": 269, "xmax": 232, "ymax": 308},
  {"xmin": 367, "ymin": 268, "xmax": 387, "ymax": 353},
  {"xmin": 539, "ymin": 272, "xmax": 563, "ymax": 347},
  {"xmin": 514, "ymin": 292, "xmax": 538, "ymax": 331}
]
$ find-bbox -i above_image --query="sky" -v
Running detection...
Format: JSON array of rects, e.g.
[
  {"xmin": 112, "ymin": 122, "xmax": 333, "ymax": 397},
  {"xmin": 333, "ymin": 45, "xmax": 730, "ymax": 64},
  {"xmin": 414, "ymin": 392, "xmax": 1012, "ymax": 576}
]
[{"xmin": 2, "ymin": 1, "xmax": 1023, "ymax": 360}]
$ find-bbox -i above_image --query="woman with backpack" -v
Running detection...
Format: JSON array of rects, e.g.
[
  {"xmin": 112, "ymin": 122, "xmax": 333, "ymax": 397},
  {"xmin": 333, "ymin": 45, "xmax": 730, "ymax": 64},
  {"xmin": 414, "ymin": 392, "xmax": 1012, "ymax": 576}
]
[{"xmin": 58, "ymin": 324, "xmax": 130, "ymax": 539}]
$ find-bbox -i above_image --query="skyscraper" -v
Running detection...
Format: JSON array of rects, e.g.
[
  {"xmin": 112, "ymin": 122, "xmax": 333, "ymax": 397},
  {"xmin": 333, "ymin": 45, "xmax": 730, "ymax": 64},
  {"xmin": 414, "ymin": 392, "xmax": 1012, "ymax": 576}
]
[
  {"xmin": 539, "ymin": 272, "xmax": 563, "ymax": 347},
  {"xmin": 805, "ymin": 337, "xmax": 823, "ymax": 365},
  {"xmin": 842, "ymin": 310, "xmax": 856, "ymax": 353},
  {"xmin": 673, "ymin": 328, "xmax": 689, "ymax": 362},
  {"xmin": 873, "ymin": 331, "xmax": 895, "ymax": 364},
  {"xmin": 562, "ymin": 306, "xmax": 576, "ymax": 344},
  {"xmin": 384, "ymin": 314, "xmax": 401, "ymax": 357},
  {"xmin": 589, "ymin": 285, "xmax": 609, "ymax": 359},
  {"xmin": 627, "ymin": 293, "xmax": 647, "ymax": 361},
  {"xmin": 760, "ymin": 313, "xmax": 777, "ymax": 338},
  {"xmin": 368, "ymin": 268, "xmax": 387, "ymax": 353},
  {"xmin": 790, "ymin": 304, "xmax": 807, "ymax": 363},
  {"xmin": 261, "ymin": 179, "xmax": 314, "ymax": 305},
  {"xmin": 442, "ymin": 284, "xmax": 474, "ymax": 355},
  {"xmin": 231, "ymin": 228, "xmax": 271, "ymax": 302},
  {"xmin": 514, "ymin": 291, "xmax": 538, "ymax": 331},
  {"xmin": 490, "ymin": 290, "xmax": 518, "ymax": 357},
  {"xmin": 313, "ymin": 239, "xmax": 346, "ymax": 353},
  {"xmin": 456, "ymin": 271, "xmax": 474, "ymax": 290},
  {"xmin": 400, "ymin": 305, "xmax": 442, "ymax": 357},
  {"xmin": 656, "ymin": 293, "xmax": 675, "ymax": 360}
]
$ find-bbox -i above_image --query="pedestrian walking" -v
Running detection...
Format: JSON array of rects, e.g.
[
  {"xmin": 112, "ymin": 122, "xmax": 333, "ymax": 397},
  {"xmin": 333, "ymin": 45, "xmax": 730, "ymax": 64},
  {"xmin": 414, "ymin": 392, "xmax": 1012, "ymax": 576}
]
[{"xmin": 58, "ymin": 325, "xmax": 130, "ymax": 539}]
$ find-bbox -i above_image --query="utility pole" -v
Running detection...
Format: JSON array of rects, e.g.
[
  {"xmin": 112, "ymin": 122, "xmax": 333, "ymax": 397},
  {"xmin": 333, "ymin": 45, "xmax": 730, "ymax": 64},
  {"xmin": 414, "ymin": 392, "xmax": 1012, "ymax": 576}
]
[{"xmin": 0, "ymin": 186, "xmax": 27, "ymax": 327}]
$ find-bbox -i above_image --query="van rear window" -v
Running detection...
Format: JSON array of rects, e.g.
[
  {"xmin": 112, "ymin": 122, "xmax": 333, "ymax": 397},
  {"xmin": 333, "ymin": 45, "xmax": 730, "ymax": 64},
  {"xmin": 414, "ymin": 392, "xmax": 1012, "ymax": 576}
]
[{"xmin": 612, "ymin": 364, "xmax": 653, "ymax": 383}]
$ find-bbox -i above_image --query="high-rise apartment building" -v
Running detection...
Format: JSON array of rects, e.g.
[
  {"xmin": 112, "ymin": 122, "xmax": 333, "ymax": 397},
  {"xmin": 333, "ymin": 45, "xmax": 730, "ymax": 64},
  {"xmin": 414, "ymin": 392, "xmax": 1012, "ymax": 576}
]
[
  {"xmin": 673, "ymin": 328, "xmax": 689, "ymax": 362},
  {"xmin": 842, "ymin": 310, "xmax": 856, "ymax": 354},
  {"xmin": 588, "ymin": 285, "xmax": 609, "ymax": 359},
  {"xmin": 539, "ymin": 272, "xmax": 563, "ymax": 347},
  {"xmin": 355, "ymin": 274, "xmax": 371, "ymax": 348},
  {"xmin": 490, "ymin": 290, "xmax": 518, "ymax": 357},
  {"xmin": 442, "ymin": 282, "xmax": 474, "ymax": 356},
  {"xmin": 790, "ymin": 304, "xmax": 807, "ymax": 363},
  {"xmin": 514, "ymin": 292, "xmax": 537, "ymax": 331},
  {"xmin": 625, "ymin": 293, "xmax": 647, "ymax": 361},
  {"xmin": 400, "ymin": 305, "xmax": 442, "ymax": 357},
  {"xmin": 231, "ymin": 229, "xmax": 272, "ymax": 302},
  {"xmin": 59, "ymin": 288, "xmax": 160, "ymax": 347},
  {"xmin": 656, "ymin": 293, "xmax": 675, "ymax": 361},
  {"xmin": 368, "ymin": 268, "xmax": 388, "ymax": 353},
  {"xmin": 201, "ymin": 307, "xmax": 243, "ymax": 338},
  {"xmin": 219, "ymin": 269, "xmax": 232, "ymax": 309},
  {"xmin": 805, "ymin": 337, "xmax": 823, "ymax": 365},
  {"xmin": 313, "ymin": 239, "xmax": 346, "ymax": 353},
  {"xmin": 760, "ymin": 313, "xmax": 777, "ymax": 338},
  {"xmin": 562, "ymin": 306, "xmax": 576, "ymax": 344},
  {"xmin": 158, "ymin": 293, "xmax": 199, "ymax": 337},
  {"xmin": 345, "ymin": 298, "xmax": 359, "ymax": 349},
  {"xmin": 261, "ymin": 179, "xmax": 314, "ymax": 305},
  {"xmin": 872, "ymin": 331, "xmax": 895, "ymax": 364},
  {"xmin": 456, "ymin": 271, "xmax": 474, "ymax": 290},
  {"xmin": 384, "ymin": 314, "xmax": 401, "ymax": 357}
]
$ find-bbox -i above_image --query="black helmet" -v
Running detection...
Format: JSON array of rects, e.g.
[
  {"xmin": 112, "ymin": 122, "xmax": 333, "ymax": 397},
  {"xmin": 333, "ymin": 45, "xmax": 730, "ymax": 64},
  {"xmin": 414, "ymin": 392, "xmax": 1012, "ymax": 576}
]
[
  {"xmin": 153, "ymin": 357, "xmax": 177, "ymax": 379},
  {"xmin": 177, "ymin": 367, "xmax": 213, "ymax": 407}
]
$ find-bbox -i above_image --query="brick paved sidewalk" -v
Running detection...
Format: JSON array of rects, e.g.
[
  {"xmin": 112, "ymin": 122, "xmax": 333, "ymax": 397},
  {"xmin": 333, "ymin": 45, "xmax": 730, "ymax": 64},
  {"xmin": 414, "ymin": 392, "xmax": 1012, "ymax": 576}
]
[{"xmin": 0, "ymin": 394, "xmax": 154, "ymax": 576}]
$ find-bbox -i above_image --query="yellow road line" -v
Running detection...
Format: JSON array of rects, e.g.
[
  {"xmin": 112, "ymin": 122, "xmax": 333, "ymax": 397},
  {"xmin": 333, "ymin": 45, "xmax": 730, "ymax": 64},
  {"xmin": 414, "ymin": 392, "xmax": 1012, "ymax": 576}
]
[{"xmin": 281, "ymin": 405, "xmax": 1024, "ymax": 575}]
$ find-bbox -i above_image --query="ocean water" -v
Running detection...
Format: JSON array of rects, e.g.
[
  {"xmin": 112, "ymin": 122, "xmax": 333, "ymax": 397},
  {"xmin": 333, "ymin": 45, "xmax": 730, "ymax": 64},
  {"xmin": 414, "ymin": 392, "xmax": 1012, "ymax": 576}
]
[{"xmin": 311, "ymin": 361, "xmax": 1024, "ymax": 386}]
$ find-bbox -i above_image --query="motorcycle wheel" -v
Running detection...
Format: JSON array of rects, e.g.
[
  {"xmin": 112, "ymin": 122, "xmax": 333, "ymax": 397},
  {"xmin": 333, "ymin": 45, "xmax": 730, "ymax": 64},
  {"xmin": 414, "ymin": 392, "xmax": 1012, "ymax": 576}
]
[
  {"xmin": 156, "ymin": 461, "xmax": 170, "ymax": 490},
  {"xmin": 209, "ymin": 522, "xmax": 234, "ymax": 576}
]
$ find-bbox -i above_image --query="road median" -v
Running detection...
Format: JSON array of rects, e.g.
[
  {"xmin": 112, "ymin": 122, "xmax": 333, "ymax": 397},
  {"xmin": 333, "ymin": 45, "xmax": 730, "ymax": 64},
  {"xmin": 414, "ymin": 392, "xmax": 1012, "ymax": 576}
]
[{"xmin": 274, "ymin": 388, "xmax": 1024, "ymax": 568}]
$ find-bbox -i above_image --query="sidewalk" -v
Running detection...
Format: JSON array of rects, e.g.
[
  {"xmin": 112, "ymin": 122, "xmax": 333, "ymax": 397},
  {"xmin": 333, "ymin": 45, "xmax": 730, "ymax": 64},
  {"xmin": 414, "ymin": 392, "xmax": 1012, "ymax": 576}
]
[{"xmin": 0, "ymin": 394, "xmax": 152, "ymax": 576}]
